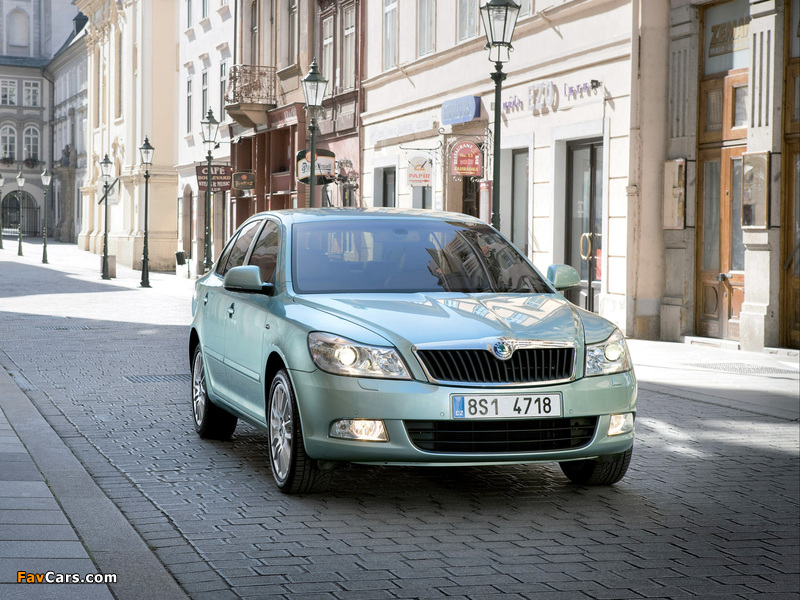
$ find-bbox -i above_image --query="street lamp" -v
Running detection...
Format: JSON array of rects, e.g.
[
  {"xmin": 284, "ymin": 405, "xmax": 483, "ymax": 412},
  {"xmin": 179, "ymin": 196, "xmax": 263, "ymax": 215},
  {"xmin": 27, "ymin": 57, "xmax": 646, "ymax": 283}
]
[
  {"xmin": 0, "ymin": 172, "xmax": 4, "ymax": 250},
  {"xmin": 41, "ymin": 168, "xmax": 51, "ymax": 264},
  {"xmin": 139, "ymin": 137, "xmax": 154, "ymax": 288},
  {"xmin": 200, "ymin": 108, "xmax": 219, "ymax": 272},
  {"xmin": 16, "ymin": 171, "xmax": 24, "ymax": 256},
  {"xmin": 301, "ymin": 58, "xmax": 328, "ymax": 209},
  {"xmin": 100, "ymin": 153, "xmax": 112, "ymax": 279},
  {"xmin": 480, "ymin": 0, "xmax": 520, "ymax": 231}
]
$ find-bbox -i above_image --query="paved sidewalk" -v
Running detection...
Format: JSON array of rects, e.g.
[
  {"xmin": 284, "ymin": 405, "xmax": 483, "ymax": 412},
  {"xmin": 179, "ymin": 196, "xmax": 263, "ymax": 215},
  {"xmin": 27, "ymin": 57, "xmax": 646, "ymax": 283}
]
[{"xmin": 0, "ymin": 237, "xmax": 797, "ymax": 600}]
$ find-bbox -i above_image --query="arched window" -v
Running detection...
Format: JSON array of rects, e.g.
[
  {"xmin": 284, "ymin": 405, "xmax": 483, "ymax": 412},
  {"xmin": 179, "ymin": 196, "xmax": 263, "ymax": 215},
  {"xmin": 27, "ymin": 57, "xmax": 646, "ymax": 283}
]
[
  {"xmin": 1, "ymin": 125, "xmax": 17, "ymax": 160},
  {"xmin": 23, "ymin": 127, "xmax": 39, "ymax": 161},
  {"xmin": 7, "ymin": 10, "xmax": 30, "ymax": 54}
]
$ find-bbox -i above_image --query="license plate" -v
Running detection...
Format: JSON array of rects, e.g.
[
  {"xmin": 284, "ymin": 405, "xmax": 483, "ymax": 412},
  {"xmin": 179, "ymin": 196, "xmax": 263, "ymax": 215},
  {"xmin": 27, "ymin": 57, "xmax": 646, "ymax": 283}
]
[{"xmin": 452, "ymin": 393, "xmax": 562, "ymax": 419}]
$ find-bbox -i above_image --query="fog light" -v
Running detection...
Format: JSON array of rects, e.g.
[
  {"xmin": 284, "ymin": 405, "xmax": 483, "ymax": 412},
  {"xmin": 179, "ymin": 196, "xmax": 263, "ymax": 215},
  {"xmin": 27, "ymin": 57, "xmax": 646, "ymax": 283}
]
[
  {"xmin": 329, "ymin": 419, "xmax": 389, "ymax": 442},
  {"xmin": 608, "ymin": 413, "xmax": 634, "ymax": 436}
]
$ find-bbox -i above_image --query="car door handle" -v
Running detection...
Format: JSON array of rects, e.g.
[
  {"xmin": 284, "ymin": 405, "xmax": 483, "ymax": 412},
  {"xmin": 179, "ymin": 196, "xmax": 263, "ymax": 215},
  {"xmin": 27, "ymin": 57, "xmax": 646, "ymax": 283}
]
[
  {"xmin": 203, "ymin": 293, "xmax": 209, "ymax": 306},
  {"xmin": 227, "ymin": 303, "xmax": 235, "ymax": 318}
]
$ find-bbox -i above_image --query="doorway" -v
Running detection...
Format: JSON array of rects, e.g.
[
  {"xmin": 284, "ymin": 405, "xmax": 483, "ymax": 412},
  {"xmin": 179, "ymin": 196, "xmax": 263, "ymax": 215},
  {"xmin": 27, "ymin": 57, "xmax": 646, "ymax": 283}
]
[
  {"xmin": 565, "ymin": 140, "xmax": 603, "ymax": 313},
  {"xmin": 696, "ymin": 147, "xmax": 746, "ymax": 340},
  {"xmin": 784, "ymin": 141, "xmax": 800, "ymax": 348}
]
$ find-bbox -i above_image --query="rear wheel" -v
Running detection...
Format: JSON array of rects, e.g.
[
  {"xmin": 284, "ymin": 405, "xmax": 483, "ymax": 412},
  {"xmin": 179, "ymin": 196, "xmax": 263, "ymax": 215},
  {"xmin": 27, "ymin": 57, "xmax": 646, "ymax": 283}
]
[
  {"xmin": 191, "ymin": 346, "xmax": 238, "ymax": 440},
  {"xmin": 559, "ymin": 447, "xmax": 632, "ymax": 485},
  {"xmin": 268, "ymin": 369, "xmax": 330, "ymax": 494}
]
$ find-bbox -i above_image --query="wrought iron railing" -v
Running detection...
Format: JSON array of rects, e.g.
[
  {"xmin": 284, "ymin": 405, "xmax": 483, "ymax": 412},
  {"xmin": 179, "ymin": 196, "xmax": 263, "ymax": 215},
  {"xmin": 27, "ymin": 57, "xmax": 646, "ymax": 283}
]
[{"xmin": 225, "ymin": 65, "xmax": 277, "ymax": 106}]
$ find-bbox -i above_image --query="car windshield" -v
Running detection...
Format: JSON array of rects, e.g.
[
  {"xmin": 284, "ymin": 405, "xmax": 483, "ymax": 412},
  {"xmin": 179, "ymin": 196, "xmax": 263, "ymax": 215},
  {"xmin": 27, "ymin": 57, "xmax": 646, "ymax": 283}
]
[{"xmin": 292, "ymin": 218, "xmax": 552, "ymax": 294}]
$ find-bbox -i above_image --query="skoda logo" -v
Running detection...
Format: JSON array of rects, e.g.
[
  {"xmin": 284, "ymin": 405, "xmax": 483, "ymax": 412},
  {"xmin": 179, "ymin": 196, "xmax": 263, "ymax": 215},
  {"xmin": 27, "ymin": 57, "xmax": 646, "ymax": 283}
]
[{"xmin": 492, "ymin": 341, "xmax": 513, "ymax": 360}]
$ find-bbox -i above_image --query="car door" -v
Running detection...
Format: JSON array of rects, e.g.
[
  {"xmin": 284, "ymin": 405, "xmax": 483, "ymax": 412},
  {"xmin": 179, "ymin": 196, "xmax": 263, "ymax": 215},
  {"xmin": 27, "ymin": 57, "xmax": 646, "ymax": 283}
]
[{"xmin": 223, "ymin": 219, "xmax": 281, "ymax": 423}]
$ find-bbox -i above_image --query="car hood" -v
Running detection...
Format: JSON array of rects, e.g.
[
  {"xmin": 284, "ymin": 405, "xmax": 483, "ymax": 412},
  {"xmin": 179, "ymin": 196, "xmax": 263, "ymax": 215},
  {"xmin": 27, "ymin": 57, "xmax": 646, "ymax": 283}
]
[{"xmin": 294, "ymin": 293, "xmax": 588, "ymax": 348}]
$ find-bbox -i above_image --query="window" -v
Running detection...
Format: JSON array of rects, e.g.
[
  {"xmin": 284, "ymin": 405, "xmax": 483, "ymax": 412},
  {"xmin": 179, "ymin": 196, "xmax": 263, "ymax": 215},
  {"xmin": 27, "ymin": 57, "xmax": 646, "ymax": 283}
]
[
  {"xmin": 186, "ymin": 78, "xmax": 193, "ymax": 134},
  {"xmin": 186, "ymin": 0, "xmax": 193, "ymax": 28},
  {"xmin": 7, "ymin": 10, "xmax": 30, "ymax": 52},
  {"xmin": 412, "ymin": 186, "xmax": 432, "ymax": 209},
  {"xmin": 518, "ymin": 0, "xmax": 531, "ymax": 17},
  {"xmin": 249, "ymin": 220, "xmax": 280, "ymax": 282},
  {"xmin": 250, "ymin": 1, "xmax": 258, "ymax": 64},
  {"xmin": 219, "ymin": 61, "xmax": 227, "ymax": 116},
  {"xmin": 342, "ymin": 5, "xmax": 356, "ymax": 89},
  {"xmin": 322, "ymin": 16, "xmax": 334, "ymax": 93},
  {"xmin": 217, "ymin": 219, "xmax": 261, "ymax": 276},
  {"xmin": 383, "ymin": 0, "xmax": 398, "ymax": 70},
  {"xmin": 23, "ymin": 81, "xmax": 40, "ymax": 107},
  {"xmin": 418, "ymin": 0, "xmax": 435, "ymax": 57},
  {"xmin": 202, "ymin": 0, "xmax": 208, "ymax": 19},
  {"xmin": 202, "ymin": 69, "xmax": 209, "ymax": 116},
  {"xmin": 287, "ymin": 0, "xmax": 298, "ymax": 65},
  {"xmin": 457, "ymin": 0, "xmax": 478, "ymax": 42},
  {"xmin": 116, "ymin": 33, "xmax": 123, "ymax": 117},
  {"xmin": 1, "ymin": 80, "xmax": 17, "ymax": 105},
  {"xmin": 23, "ymin": 127, "xmax": 39, "ymax": 161},
  {"xmin": 1, "ymin": 126, "xmax": 16, "ymax": 160}
]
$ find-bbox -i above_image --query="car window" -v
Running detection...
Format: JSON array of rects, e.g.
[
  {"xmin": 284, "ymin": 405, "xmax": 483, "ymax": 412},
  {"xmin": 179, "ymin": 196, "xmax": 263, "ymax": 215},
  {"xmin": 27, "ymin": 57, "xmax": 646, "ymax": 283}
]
[
  {"xmin": 218, "ymin": 220, "xmax": 262, "ymax": 276},
  {"xmin": 292, "ymin": 219, "xmax": 551, "ymax": 294},
  {"xmin": 248, "ymin": 220, "xmax": 280, "ymax": 282}
]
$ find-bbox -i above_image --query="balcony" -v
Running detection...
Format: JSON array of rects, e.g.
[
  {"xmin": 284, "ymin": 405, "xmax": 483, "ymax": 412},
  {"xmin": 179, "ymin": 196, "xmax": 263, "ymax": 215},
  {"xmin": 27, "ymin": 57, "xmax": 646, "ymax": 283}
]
[{"xmin": 225, "ymin": 65, "xmax": 277, "ymax": 129}]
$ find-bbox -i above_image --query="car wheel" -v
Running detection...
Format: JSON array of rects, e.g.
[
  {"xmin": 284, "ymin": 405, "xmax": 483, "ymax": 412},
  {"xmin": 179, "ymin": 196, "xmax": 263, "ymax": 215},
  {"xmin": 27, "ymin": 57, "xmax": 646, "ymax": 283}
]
[
  {"xmin": 268, "ymin": 369, "xmax": 330, "ymax": 494},
  {"xmin": 559, "ymin": 447, "xmax": 632, "ymax": 485},
  {"xmin": 191, "ymin": 346, "xmax": 238, "ymax": 440}
]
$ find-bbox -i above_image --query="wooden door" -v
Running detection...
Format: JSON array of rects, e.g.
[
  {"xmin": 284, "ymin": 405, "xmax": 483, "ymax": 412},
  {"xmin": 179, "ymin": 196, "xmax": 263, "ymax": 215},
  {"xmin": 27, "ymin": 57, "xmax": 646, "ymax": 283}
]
[
  {"xmin": 696, "ymin": 146, "xmax": 746, "ymax": 340},
  {"xmin": 783, "ymin": 141, "xmax": 800, "ymax": 348}
]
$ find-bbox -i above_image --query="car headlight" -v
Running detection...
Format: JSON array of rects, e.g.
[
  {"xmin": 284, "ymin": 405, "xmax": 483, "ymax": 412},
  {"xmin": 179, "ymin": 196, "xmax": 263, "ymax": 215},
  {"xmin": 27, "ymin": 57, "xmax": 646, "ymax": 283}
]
[
  {"xmin": 308, "ymin": 332, "xmax": 411, "ymax": 379},
  {"xmin": 585, "ymin": 328, "xmax": 631, "ymax": 377}
]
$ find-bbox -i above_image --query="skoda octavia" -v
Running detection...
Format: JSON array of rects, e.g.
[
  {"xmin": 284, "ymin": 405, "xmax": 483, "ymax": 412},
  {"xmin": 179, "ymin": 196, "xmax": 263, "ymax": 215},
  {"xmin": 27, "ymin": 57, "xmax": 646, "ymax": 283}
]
[{"xmin": 189, "ymin": 209, "xmax": 636, "ymax": 493}]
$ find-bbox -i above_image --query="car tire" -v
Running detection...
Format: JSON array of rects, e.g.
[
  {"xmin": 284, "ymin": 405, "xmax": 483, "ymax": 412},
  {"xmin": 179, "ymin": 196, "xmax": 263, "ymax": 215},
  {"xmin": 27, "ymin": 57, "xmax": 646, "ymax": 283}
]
[
  {"xmin": 559, "ymin": 447, "xmax": 632, "ymax": 485},
  {"xmin": 268, "ymin": 369, "xmax": 331, "ymax": 494},
  {"xmin": 191, "ymin": 345, "xmax": 238, "ymax": 440}
]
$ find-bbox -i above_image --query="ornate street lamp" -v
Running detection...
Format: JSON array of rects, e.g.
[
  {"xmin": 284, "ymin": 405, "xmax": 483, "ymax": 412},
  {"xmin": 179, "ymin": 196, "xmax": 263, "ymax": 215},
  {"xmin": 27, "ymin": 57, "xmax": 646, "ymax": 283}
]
[
  {"xmin": 139, "ymin": 137, "xmax": 154, "ymax": 288},
  {"xmin": 16, "ymin": 171, "xmax": 24, "ymax": 256},
  {"xmin": 200, "ymin": 108, "xmax": 219, "ymax": 272},
  {"xmin": 0, "ymin": 172, "xmax": 4, "ymax": 250},
  {"xmin": 480, "ymin": 0, "xmax": 520, "ymax": 231},
  {"xmin": 41, "ymin": 168, "xmax": 51, "ymax": 264},
  {"xmin": 301, "ymin": 58, "xmax": 328, "ymax": 209},
  {"xmin": 100, "ymin": 153, "xmax": 113, "ymax": 279}
]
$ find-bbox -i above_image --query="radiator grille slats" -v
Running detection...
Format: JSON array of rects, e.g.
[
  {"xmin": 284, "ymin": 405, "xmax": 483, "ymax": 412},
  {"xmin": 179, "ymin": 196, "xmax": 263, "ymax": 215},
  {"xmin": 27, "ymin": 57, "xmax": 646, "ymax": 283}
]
[
  {"xmin": 405, "ymin": 417, "xmax": 597, "ymax": 453},
  {"xmin": 416, "ymin": 347, "xmax": 574, "ymax": 384}
]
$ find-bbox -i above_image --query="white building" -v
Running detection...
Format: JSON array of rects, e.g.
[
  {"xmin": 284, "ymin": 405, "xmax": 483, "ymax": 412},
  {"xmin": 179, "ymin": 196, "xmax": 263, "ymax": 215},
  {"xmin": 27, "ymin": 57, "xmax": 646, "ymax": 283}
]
[{"xmin": 361, "ymin": 0, "xmax": 669, "ymax": 338}]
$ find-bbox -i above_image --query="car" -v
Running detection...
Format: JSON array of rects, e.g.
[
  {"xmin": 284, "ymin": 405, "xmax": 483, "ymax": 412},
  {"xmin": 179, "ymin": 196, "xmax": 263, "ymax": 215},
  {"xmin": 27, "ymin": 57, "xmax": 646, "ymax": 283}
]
[{"xmin": 189, "ymin": 208, "xmax": 636, "ymax": 493}]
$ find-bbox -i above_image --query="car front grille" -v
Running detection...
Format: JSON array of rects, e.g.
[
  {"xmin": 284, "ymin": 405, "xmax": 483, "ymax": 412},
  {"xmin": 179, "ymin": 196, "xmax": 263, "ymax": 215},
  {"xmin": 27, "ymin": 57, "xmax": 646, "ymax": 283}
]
[
  {"xmin": 415, "ymin": 347, "xmax": 575, "ymax": 384},
  {"xmin": 404, "ymin": 417, "xmax": 597, "ymax": 454}
]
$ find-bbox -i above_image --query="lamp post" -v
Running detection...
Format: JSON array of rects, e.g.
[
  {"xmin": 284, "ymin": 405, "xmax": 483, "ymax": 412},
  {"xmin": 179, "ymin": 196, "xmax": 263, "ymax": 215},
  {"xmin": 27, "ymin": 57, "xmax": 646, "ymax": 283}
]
[
  {"xmin": 139, "ymin": 137, "xmax": 154, "ymax": 288},
  {"xmin": 100, "ymin": 153, "xmax": 112, "ymax": 279},
  {"xmin": 301, "ymin": 58, "xmax": 328, "ymax": 209},
  {"xmin": 16, "ymin": 171, "xmax": 24, "ymax": 256},
  {"xmin": 480, "ymin": 0, "xmax": 520, "ymax": 231},
  {"xmin": 41, "ymin": 168, "xmax": 51, "ymax": 264},
  {"xmin": 200, "ymin": 108, "xmax": 219, "ymax": 273},
  {"xmin": 0, "ymin": 172, "xmax": 4, "ymax": 250}
]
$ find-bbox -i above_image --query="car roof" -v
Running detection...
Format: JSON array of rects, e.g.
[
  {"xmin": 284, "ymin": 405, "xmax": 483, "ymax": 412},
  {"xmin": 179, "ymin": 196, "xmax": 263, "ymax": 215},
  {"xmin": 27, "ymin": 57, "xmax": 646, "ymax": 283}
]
[{"xmin": 248, "ymin": 207, "xmax": 486, "ymax": 226}]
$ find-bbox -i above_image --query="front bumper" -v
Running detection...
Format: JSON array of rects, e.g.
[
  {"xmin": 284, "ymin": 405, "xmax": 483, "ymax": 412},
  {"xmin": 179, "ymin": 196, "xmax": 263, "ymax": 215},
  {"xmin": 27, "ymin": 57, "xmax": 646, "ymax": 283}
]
[{"xmin": 289, "ymin": 368, "xmax": 636, "ymax": 465}]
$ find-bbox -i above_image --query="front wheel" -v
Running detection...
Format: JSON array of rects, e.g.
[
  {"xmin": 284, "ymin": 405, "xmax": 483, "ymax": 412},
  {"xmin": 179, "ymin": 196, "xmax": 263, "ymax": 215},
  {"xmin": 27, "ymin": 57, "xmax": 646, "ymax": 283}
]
[
  {"xmin": 559, "ymin": 447, "xmax": 632, "ymax": 485},
  {"xmin": 191, "ymin": 345, "xmax": 238, "ymax": 440},
  {"xmin": 268, "ymin": 369, "xmax": 330, "ymax": 494}
]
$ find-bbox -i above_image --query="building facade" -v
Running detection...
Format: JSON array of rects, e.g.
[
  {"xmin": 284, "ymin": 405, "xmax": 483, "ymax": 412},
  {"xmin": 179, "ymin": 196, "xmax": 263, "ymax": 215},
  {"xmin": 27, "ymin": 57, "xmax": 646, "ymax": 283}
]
[
  {"xmin": 75, "ymin": 0, "xmax": 179, "ymax": 272},
  {"xmin": 0, "ymin": 0, "xmax": 78, "ymax": 243},
  {"xmin": 360, "ymin": 0, "xmax": 669, "ymax": 339},
  {"xmin": 662, "ymin": 0, "xmax": 798, "ymax": 351}
]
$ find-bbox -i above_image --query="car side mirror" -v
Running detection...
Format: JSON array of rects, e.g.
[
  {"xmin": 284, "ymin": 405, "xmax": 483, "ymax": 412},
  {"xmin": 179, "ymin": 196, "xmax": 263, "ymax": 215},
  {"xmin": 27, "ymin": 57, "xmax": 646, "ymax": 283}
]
[
  {"xmin": 223, "ymin": 265, "xmax": 275, "ymax": 296},
  {"xmin": 546, "ymin": 264, "xmax": 581, "ymax": 291}
]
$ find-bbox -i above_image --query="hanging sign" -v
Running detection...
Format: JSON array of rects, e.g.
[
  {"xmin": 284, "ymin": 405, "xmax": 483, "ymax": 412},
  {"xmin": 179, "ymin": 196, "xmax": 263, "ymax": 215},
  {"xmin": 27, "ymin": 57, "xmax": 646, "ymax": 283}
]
[
  {"xmin": 196, "ymin": 165, "xmax": 232, "ymax": 192},
  {"xmin": 407, "ymin": 154, "xmax": 433, "ymax": 187},
  {"xmin": 450, "ymin": 140, "xmax": 482, "ymax": 178},
  {"xmin": 296, "ymin": 149, "xmax": 335, "ymax": 184},
  {"xmin": 232, "ymin": 172, "xmax": 256, "ymax": 190}
]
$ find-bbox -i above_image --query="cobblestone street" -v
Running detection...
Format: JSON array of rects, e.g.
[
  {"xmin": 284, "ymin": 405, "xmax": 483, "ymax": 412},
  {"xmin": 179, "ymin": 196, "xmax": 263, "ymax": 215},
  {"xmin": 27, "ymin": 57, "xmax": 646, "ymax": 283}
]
[{"xmin": 1, "ymin": 241, "xmax": 798, "ymax": 600}]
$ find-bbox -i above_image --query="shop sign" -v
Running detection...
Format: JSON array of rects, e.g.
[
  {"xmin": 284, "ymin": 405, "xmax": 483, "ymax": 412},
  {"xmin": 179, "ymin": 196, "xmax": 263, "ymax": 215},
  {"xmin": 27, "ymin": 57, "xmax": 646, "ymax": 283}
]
[
  {"xmin": 196, "ymin": 165, "xmax": 232, "ymax": 192},
  {"xmin": 563, "ymin": 80, "xmax": 598, "ymax": 100},
  {"xmin": 268, "ymin": 106, "xmax": 298, "ymax": 128},
  {"xmin": 450, "ymin": 140, "xmax": 482, "ymax": 178},
  {"xmin": 296, "ymin": 148, "xmax": 335, "ymax": 184},
  {"xmin": 407, "ymin": 154, "xmax": 433, "ymax": 187},
  {"xmin": 232, "ymin": 172, "xmax": 255, "ymax": 190},
  {"xmin": 441, "ymin": 96, "xmax": 481, "ymax": 125},
  {"xmin": 528, "ymin": 81, "xmax": 556, "ymax": 111},
  {"xmin": 502, "ymin": 94, "xmax": 524, "ymax": 112}
]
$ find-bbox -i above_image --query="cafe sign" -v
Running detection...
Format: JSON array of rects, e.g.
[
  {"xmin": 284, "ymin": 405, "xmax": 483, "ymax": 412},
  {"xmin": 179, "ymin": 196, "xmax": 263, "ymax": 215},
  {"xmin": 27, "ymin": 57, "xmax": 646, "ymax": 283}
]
[
  {"xmin": 450, "ymin": 140, "xmax": 482, "ymax": 178},
  {"xmin": 196, "ymin": 165, "xmax": 232, "ymax": 193}
]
